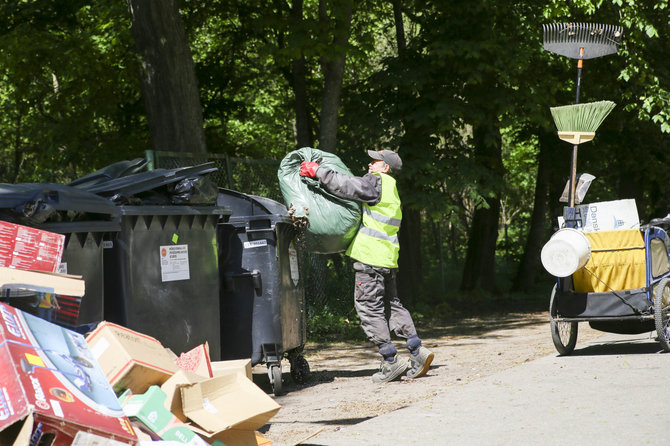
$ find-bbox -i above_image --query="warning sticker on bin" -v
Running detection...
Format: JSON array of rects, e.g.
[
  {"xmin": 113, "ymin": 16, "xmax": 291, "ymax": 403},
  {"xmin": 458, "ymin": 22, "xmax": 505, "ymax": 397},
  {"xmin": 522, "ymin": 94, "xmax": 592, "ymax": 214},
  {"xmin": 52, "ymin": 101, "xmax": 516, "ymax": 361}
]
[{"xmin": 160, "ymin": 244, "xmax": 190, "ymax": 282}]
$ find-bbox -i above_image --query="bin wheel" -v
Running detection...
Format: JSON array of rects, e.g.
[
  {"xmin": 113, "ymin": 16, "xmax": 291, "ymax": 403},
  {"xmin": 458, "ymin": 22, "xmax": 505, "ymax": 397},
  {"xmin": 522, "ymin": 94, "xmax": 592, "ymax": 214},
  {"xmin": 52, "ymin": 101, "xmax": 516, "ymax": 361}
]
[
  {"xmin": 268, "ymin": 364, "xmax": 283, "ymax": 396},
  {"xmin": 290, "ymin": 354, "xmax": 310, "ymax": 384},
  {"xmin": 654, "ymin": 277, "xmax": 670, "ymax": 352},
  {"xmin": 549, "ymin": 284, "xmax": 578, "ymax": 355}
]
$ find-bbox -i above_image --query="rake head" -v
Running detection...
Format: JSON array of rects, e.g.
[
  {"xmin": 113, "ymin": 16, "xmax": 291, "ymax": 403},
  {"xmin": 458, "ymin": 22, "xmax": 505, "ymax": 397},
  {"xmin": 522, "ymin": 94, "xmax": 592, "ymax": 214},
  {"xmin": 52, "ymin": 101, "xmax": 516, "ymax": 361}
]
[{"xmin": 543, "ymin": 23, "xmax": 622, "ymax": 59}]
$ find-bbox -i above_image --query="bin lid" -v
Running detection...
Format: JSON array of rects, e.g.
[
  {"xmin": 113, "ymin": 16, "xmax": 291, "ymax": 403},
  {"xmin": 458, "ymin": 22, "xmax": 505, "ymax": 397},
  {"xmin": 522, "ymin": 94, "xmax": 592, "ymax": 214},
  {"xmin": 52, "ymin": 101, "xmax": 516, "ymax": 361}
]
[
  {"xmin": 0, "ymin": 183, "xmax": 120, "ymax": 225},
  {"xmin": 217, "ymin": 188, "xmax": 289, "ymax": 217},
  {"xmin": 68, "ymin": 158, "xmax": 148, "ymax": 188},
  {"xmin": 37, "ymin": 219, "xmax": 122, "ymax": 234},
  {"xmin": 117, "ymin": 205, "xmax": 231, "ymax": 217},
  {"xmin": 79, "ymin": 163, "xmax": 218, "ymax": 197}
]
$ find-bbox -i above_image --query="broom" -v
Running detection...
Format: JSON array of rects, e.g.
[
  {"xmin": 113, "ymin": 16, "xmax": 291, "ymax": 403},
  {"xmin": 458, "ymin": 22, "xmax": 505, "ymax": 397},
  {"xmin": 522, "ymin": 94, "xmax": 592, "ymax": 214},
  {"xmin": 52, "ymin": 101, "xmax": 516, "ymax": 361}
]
[
  {"xmin": 550, "ymin": 100, "xmax": 616, "ymax": 208},
  {"xmin": 550, "ymin": 100, "xmax": 616, "ymax": 144}
]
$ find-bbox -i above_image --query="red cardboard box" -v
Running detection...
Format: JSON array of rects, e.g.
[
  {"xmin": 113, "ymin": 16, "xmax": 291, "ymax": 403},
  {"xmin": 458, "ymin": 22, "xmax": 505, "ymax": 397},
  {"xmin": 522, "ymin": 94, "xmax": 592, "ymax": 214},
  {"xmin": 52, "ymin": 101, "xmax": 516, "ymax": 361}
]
[
  {"xmin": 0, "ymin": 302, "xmax": 137, "ymax": 445},
  {"xmin": 0, "ymin": 221, "xmax": 65, "ymax": 273}
]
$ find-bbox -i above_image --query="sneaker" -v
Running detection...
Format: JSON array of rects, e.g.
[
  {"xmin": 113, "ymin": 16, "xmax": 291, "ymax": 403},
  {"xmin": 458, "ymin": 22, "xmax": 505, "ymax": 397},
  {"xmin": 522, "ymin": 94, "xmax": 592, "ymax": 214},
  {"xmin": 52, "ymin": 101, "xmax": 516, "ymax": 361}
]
[
  {"xmin": 406, "ymin": 346, "xmax": 434, "ymax": 379},
  {"xmin": 371, "ymin": 355, "xmax": 408, "ymax": 383}
]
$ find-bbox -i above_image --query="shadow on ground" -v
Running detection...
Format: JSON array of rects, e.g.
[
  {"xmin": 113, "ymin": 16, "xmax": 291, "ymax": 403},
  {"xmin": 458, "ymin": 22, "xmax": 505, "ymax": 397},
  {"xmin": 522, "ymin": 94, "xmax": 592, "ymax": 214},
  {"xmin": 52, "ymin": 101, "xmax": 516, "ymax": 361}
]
[{"xmin": 570, "ymin": 337, "xmax": 665, "ymax": 356}]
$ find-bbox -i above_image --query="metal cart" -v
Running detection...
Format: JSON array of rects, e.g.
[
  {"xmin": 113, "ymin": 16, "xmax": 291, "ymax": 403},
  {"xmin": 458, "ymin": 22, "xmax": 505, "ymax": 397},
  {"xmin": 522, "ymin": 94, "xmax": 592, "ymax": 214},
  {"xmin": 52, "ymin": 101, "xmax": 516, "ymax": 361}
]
[{"xmin": 549, "ymin": 222, "xmax": 670, "ymax": 355}]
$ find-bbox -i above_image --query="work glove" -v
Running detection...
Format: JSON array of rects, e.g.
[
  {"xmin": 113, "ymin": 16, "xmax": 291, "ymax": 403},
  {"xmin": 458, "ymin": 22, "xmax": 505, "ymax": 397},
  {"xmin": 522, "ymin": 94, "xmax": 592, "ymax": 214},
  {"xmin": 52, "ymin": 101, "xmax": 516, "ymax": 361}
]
[{"xmin": 299, "ymin": 161, "xmax": 320, "ymax": 178}]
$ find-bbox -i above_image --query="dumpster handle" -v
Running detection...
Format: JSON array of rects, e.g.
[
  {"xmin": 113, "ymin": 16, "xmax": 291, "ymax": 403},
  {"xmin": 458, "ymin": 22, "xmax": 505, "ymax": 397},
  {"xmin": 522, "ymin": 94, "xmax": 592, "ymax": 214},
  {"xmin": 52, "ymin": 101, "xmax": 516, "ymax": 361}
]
[
  {"xmin": 246, "ymin": 227, "xmax": 276, "ymax": 234},
  {"xmin": 224, "ymin": 270, "xmax": 262, "ymax": 294}
]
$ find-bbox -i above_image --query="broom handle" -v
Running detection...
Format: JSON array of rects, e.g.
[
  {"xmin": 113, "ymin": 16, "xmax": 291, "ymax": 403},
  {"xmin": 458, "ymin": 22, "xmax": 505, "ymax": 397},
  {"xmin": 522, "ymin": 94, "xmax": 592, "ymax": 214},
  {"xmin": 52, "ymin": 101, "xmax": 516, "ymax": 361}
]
[{"xmin": 568, "ymin": 49, "xmax": 584, "ymax": 208}]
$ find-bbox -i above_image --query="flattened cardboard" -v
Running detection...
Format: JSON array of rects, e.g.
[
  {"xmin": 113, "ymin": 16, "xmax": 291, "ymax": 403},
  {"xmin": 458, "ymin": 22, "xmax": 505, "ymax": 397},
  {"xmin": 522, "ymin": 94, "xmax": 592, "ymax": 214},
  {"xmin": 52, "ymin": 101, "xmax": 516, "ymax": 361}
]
[
  {"xmin": 72, "ymin": 431, "xmax": 132, "ymax": 445},
  {"xmin": 0, "ymin": 266, "xmax": 85, "ymax": 297},
  {"xmin": 209, "ymin": 429, "xmax": 272, "ymax": 446},
  {"xmin": 181, "ymin": 373, "xmax": 280, "ymax": 434},
  {"xmin": 119, "ymin": 386, "xmax": 222, "ymax": 446},
  {"xmin": 0, "ymin": 221, "xmax": 65, "ymax": 272},
  {"xmin": 175, "ymin": 343, "xmax": 212, "ymax": 378},
  {"xmin": 0, "ymin": 303, "xmax": 136, "ymax": 445},
  {"xmin": 86, "ymin": 322, "xmax": 177, "ymax": 394}
]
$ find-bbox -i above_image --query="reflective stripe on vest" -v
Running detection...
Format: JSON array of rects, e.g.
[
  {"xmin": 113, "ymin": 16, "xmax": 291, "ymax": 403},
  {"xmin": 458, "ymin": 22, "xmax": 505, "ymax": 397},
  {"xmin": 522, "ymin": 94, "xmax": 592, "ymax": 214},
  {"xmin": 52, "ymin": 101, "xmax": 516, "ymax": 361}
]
[{"xmin": 346, "ymin": 173, "xmax": 401, "ymax": 268}]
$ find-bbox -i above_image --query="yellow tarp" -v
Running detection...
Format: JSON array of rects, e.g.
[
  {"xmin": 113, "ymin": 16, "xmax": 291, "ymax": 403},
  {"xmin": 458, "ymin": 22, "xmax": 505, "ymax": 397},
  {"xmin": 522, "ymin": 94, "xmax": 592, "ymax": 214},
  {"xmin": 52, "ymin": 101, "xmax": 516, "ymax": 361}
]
[{"xmin": 572, "ymin": 229, "xmax": 646, "ymax": 293}]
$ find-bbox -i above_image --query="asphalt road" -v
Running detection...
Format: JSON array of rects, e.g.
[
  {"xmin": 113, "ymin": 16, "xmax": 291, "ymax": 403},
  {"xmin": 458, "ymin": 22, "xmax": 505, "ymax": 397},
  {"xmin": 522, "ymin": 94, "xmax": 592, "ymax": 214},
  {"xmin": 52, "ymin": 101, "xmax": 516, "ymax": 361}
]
[{"xmin": 306, "ymin": 332, "xmax": 670, "ymax": 446}]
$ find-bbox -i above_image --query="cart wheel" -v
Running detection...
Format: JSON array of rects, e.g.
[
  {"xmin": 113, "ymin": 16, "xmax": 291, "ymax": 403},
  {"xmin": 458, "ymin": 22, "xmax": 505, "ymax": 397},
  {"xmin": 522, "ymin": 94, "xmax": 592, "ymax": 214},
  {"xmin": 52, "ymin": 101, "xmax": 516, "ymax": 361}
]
[
  {"xmin": 268, "ymin": 363, "xmax": 283, "ymax": 396},
  {"xmin": 549, "ymin": 284, "xmax": 578, "ymax": 355},
  {"xmin": 654, "ymin": 277, "xmax": 670, "ymax": 352},
  {"xmin": 290, "ymin": 354, "xmax": 310, "ymax": 384}
]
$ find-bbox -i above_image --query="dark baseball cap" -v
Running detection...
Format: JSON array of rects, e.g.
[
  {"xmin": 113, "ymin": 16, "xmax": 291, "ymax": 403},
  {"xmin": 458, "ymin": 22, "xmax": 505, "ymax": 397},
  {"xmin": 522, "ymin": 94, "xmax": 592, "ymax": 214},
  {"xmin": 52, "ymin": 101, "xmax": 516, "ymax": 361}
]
[{"xmin": 367, "ymin": 150, "xmax": 402, "ymax": 171}]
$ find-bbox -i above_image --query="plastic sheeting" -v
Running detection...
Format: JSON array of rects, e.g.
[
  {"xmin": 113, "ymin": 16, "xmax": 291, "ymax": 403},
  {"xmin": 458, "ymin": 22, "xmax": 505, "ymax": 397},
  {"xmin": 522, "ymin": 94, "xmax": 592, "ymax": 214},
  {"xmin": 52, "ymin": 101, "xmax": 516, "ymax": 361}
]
[{"xmin": 278, "ymin": 147, "xmax": 361, "ymax": 253}]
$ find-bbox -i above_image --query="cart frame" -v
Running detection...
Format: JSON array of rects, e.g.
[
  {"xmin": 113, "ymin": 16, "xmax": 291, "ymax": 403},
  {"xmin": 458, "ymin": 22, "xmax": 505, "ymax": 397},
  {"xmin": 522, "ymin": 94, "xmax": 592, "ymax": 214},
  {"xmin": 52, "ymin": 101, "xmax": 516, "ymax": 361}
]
[{"xmin": 549, "ymin": 224, "xmax": 670, "ymax": 354}]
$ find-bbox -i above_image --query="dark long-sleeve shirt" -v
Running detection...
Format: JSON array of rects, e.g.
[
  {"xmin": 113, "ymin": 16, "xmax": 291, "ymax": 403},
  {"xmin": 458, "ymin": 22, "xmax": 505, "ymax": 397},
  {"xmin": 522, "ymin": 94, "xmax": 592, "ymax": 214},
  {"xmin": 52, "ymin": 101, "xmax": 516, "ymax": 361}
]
[{"xmin": 314, "ymin": 168, "xmax": 382, "ymax": 206}]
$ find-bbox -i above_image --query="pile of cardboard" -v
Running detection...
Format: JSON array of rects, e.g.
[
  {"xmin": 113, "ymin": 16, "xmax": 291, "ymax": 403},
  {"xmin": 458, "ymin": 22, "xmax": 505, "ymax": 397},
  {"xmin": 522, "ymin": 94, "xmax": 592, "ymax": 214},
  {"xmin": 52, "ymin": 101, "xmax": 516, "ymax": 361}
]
[
  {"xmin": 0, "ymin": 221, "xmax": 279, "ymax": 445},
  {"xmin": 89, "ymin": 322, "xmax": 278, "ymax": 445}
]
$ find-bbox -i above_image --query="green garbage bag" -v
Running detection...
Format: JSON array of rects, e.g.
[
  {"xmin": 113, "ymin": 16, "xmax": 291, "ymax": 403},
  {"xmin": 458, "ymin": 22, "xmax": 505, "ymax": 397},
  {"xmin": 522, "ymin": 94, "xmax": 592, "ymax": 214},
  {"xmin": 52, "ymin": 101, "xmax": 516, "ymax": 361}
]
[{"xmin": 278, "ymin": 147, "xmax": 361, "ymax": 253}]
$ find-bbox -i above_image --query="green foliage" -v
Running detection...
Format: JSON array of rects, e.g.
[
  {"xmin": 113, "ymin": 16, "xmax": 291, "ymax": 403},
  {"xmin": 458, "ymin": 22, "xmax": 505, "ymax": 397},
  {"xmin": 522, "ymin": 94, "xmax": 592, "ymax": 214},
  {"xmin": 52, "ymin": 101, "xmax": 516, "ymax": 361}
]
[
  {"xmin": 306, "ymin": 308, "xmax": 367, "ymax": 343},
  {"xmin": 0, "ymin": 1, "xmax": 148, "ymax": 182},
  {"xmin": 1, "ymin": 0, "xmax": 670, "ymax": 311}
]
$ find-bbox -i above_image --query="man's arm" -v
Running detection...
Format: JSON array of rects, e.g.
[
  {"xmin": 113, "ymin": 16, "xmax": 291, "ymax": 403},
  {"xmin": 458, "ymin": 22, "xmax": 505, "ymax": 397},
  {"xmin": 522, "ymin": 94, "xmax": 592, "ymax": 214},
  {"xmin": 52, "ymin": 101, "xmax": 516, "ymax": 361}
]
[{"xmin": 314, "ymin": 168, "xmax": 381, "ymax": 205}]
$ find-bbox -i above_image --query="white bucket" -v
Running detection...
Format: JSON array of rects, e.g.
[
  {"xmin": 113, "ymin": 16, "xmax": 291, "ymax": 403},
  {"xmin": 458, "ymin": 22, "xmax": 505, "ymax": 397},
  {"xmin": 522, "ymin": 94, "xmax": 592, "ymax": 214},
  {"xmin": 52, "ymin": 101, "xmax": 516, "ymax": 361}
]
[{"xmin": 541, "ymin": 228, "xmax": 591, "ymax": 277}]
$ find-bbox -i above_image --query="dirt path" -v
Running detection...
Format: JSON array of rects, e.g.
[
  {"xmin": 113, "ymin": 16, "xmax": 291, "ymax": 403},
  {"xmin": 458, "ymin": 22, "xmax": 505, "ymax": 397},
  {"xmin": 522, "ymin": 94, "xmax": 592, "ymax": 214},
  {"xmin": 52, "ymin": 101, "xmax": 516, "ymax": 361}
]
[{"xmin": 255, "ymin": 311, "xmax": 604, "ymax": 445}]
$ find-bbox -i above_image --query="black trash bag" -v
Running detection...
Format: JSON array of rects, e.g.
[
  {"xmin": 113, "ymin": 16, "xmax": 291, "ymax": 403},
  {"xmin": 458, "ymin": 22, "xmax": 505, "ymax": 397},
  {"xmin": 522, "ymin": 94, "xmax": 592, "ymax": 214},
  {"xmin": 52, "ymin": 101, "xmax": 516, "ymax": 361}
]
[{"xmin": 168, "ymin": 176, "xmax": 218, "ymax": 205}]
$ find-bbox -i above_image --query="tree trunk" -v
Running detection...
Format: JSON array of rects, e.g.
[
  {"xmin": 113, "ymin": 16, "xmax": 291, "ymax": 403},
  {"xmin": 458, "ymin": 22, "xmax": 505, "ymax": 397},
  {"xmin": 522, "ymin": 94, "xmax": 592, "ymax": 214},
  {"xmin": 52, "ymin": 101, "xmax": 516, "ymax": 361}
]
[
  {"xmin": 391, "ymin": 0, "xmax": 406, "ymax": 53},
  {"xmin": 511, "ymin": 129, "xmax": 554, "ymax": 292},
  {"xmin": 126, "ymin": 0, "xmax": 206, "ymax": 153},
  {"xmin": 398, "ymin": 206, "xmax": 422, "ymax": 306},
  {"xmin": 460, "ymin": 120, "xmax": 503, "ymax": 292},
  {"xmin": 392, "ymin": 0, "xmax": 423, "ymax": 303},
  {"xmin": 289, "ymin": 0, "xmax": 313, "ymax": 148},
  {"xmin": 317, "ymin": 0, "xmax": 354, "ymax": 153}
]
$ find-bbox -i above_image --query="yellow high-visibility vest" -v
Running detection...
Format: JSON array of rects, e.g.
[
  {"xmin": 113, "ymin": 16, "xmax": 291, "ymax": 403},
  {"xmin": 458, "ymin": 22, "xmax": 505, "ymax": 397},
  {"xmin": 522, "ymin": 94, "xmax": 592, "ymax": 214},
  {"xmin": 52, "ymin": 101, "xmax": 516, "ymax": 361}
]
[{"xmin": 346, "ymin": 173, "xmax": 401, "ymax": 268}]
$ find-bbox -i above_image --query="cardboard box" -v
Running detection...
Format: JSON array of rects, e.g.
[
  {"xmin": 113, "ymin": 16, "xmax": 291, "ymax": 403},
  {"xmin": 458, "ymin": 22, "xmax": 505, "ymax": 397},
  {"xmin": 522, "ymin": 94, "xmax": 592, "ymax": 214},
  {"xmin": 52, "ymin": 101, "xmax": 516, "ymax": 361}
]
[
  {"xmin": 0, "ymin": 220, "xmax": 65, "ymax": 272},
  {"xmin": 160, "ymin": 367, "xmax": 275, "ymax": 446},
  {"xmin": 210, "ymin": 359, "xmax": 252, "ymax": 381},
  {"xmin": 181, "ymin": 373, "xmax": 280, "ymax": 436},
  {"xmin": 119, "ymin": 386, "xmax": 223, "ymax": 446},
  {"xmin": 0, "ymin": 302, "xmax": 137, "ymax": 445},
  {"xmin": 162, "ymin": 359, "xmax": 253, "ymax": 424},
  {"xmin": 160, "ymin": 369, "xmax": 204, "ymax": 423},
  {"xmin": 86, "ymin": 322, "xmax": 178, "ymax": 394},
  {"xmin": 559, "ymin": 199, "xmax": 640, "ymax": 232}
]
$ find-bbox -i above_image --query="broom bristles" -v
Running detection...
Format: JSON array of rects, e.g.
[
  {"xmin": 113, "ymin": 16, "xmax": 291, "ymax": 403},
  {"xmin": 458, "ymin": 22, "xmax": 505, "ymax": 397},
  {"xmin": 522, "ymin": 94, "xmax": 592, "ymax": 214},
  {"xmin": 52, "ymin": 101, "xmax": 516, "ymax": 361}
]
[{"xmin": 550, "ymin": 100, "xmax": 616, "ymax": 133}]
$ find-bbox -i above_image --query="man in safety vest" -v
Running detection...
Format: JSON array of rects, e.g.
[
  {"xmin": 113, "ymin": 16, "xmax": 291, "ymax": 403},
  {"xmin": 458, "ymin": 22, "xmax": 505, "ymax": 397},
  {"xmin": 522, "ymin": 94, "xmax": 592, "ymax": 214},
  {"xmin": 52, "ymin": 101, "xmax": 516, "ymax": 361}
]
[{"xmin": 300, "ymin": 150, "xmax": 434, "ymax": 383}]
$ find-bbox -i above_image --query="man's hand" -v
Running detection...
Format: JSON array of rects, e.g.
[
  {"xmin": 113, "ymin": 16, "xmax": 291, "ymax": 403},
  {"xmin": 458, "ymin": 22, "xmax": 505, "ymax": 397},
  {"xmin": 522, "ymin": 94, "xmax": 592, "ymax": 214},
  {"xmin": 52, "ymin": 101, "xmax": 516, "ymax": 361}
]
[{"xmin": 299, "ymin": 161, "xmax": 320, "ymax": 178}]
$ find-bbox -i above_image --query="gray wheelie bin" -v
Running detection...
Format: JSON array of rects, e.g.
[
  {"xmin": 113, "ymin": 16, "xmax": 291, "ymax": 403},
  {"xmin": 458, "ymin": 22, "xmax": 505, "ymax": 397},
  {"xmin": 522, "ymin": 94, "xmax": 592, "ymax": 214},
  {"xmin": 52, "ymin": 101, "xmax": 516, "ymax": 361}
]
[
  {"xmin": 217, "ymin": 188, "xmax": 308, "ymax": 395},
  {"xmin": 103, "ymin": 205, "xmax": 231, "ymax": 360},
  {"xmin": 38, "ymin": 220, "xmax": 121, "ymax": 327}
]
